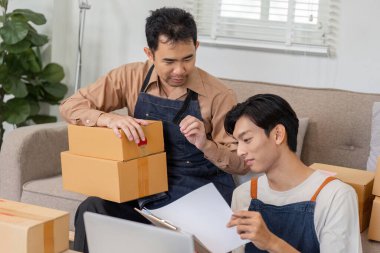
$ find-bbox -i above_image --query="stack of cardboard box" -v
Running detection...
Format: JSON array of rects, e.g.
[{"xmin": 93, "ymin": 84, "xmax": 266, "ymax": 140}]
[
  {"xmin": 61, "ymin": 121, "xmax": 168, "ymax": 203},
  {"xmin": 0, "ymin": 199, "xmax": 69, "ymax": 253},
  {"xmin": 368, "ymin": 158, "xmax": 380, "ymax": 240},
  {"xmin": 310, "ymin": 163, "xmax": 375, "ymax": 233}
]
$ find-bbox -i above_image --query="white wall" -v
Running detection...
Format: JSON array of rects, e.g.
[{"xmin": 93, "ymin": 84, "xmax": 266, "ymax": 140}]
[{"xmin": 51, "ymin": 0, "xmax": 380, "ymax": 96}]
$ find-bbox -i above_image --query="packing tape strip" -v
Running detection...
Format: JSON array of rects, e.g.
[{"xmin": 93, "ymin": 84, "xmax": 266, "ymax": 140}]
[
  {"xmin": 137, "ymin": 157, "xmax": 149, "ymax": 197},
  {"xmin": 0, "ymin": 207, "xmax": 55, "ymax": 253},
  {"xmin": 44, "ymin": 220, "xmax": 54, "ymax": 253}
]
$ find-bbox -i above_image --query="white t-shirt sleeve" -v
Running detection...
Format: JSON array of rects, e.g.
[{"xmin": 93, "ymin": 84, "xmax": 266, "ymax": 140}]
[
  {"xmin": 231, "ymin": 181, "xmax": 251, "ymax": 211},
  {"xmin": 318, "ymin": 184, "xmax": 362, "ymax": 253},
  {"xmin": 231, "ymin": 181, "xmax": 251, "ymax": 253}
]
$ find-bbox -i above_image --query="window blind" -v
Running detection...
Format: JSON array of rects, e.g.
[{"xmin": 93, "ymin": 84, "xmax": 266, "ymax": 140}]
[{"xmin": 186, "ymin": 0, "xmax": 339, "ymax": 55}]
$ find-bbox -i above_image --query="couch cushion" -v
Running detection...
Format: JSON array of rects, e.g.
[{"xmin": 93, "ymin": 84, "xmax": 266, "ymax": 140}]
[
  {"xmin": 296, "ymin": 117, "xmax": 309, "ymax": 158},
  {"xmin": 21, "ymin": 175, "xmax": 87, "ymax": 231},
  {"xmin": 367, "ymin": 102, "xmax": 380, "ymax": 171}
]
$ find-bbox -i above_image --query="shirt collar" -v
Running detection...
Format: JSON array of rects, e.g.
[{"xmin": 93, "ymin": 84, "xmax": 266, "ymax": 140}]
[{"xmin": 146, "ymin": 66, "xmax": 207, "ymax": 97}]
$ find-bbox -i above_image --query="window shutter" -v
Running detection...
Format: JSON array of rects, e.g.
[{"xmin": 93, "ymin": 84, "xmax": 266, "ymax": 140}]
[{"xmin": 185, "ymin": 0, "xmax": 339, "ymax": 55}]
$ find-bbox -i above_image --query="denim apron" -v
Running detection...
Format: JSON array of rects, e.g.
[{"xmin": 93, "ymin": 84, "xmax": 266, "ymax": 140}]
[
  {"xmin": 245, "ymin": 176, "xmax": 336, "ymax": 253},
  {"xmin": 134, "ymin": 65, "xmax": 235, "ymax": 209}
]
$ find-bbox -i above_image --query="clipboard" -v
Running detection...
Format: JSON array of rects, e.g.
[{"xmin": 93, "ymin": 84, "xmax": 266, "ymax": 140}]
[
  {"xmin": 134, "ymin": 208, "xmax": 178, "ymax": 231},
  {"xmin": 135, "ymin": 208, "xmax": 211, "ymax": 253}
]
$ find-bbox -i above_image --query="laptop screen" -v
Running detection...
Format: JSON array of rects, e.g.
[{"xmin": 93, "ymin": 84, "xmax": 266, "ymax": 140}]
[{"xmin": 84, "ymin": 212, "xmax": 194, "ymax": 253}]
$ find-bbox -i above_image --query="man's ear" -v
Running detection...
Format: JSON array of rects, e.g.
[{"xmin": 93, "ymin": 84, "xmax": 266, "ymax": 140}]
[
  {"xmin": 195, "ymin": 41, "xmax": 200, "ymax": 50},
  {"xmin": 144, "ymin": 47, "xmax": 154, "ymax": 62},
  {"xmin": 273, "ymin": 124, "xmax": 286, "ymax": 145}
]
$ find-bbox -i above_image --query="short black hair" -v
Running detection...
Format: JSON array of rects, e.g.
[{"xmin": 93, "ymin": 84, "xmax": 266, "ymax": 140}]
[
  {"xmin": 224, "ymin": 94, "xmax": 299, "ymax": 152},
  {"xmin": 145, "ymin": 7, "xmax": 197, "ymax": 52}
]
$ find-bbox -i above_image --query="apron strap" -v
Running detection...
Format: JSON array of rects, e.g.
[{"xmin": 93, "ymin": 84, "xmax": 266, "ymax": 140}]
[
  {"xmin": 172, "ymin": 89, "xmax": 198, "ymax": 125},
  {"xmin": 141, "ymin": 65, "xmax": 155, "ymax": 92},
  {"xmin": 250, "ymin": 176, "xmax": 337, "ymax": 201},
  {"xmin": 310, "ymin": 176, "xmax": 337, "ymax": 202},
  {"xmin": 250, "ymin": 177, "xmax": 258, "ymax": 199},
  {"xmin": 140, "ymin": 64, "xmax": 198, "ymax": 125}
]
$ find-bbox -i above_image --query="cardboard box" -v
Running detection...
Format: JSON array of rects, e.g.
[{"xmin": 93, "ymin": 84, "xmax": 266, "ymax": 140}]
[
  {"xmin": 0, "ymin": 199, "xmax": 69, "ymax": 253},
  {"xmin": 368, "ymin": 196, "xmax": 380, "ymax": 241},
  {"xmin": 372, "ymin": 157, "xmax": 380, "ymax": 196},
  {"xmin": 68, "ymin": 121, "xmax": 164, "ymax": 161},
  {"xmin": 61, "ymin": 151, "xmax": 168, "ymax": 203},
  {"xmin": 310, "ymin": 163, "xmax": 375, "ymax": 232}
]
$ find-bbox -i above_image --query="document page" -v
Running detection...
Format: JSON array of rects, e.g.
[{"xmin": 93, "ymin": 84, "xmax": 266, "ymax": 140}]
[{"xmin": 146, "ymin": 183, "xmax": 248, "ymax": 253}]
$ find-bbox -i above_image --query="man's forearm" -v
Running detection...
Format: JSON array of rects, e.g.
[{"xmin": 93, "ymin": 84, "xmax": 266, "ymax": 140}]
[{"xmin": 201, "ymin": 139, "xmax": 247, "ymax": 175}]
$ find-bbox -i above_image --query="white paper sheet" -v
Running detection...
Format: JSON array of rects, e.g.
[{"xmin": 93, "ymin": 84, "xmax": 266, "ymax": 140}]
[{"xmin": 147, "ymin": 183, "xmax": 248, "ymax": 253}]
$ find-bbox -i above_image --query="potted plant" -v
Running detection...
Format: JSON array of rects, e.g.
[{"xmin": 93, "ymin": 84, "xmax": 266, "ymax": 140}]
[{"xmin": 0, "ymin": 0, "xmax": 67, "ymax": 147}]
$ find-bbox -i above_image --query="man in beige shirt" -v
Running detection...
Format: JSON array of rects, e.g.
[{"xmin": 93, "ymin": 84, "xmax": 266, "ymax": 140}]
[{"xmin": 60, "ymin": 7, "xmax": 247, "ymax": 253}]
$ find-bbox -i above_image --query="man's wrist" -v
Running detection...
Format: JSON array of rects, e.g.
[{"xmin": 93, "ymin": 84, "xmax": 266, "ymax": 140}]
[
  {"xmin": 199, "ymin": 139, "xmax": 216, "ymax": 153},
  {"xmin": 96, "ymin": 113, "xmax": 111, "ymax": 127},
  {"xmin": 267, "ymin": 234, "xmax": 283, "ymax": 253},
  {"xmin": 267, "ymin": 235, "xmax": 299, "ymax": 253}
]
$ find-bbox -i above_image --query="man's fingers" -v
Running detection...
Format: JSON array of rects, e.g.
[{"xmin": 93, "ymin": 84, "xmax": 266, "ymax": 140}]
[
  {"xmin": 120, "ymin": 125, "xmax": 135, "ymax": 142},
  {"xmin": 179, "ymin": 115, "xmax": 199, "ymax": 130},
  {"xmin": 135, "ymin": 118, "xmax": 149, "ymax": 126},
  {"xmin": 128, "ymin": 119, "xmax": 146, "ymax": 142},
  {"xmin": 236, "ymin": 224, "xmax": 253, "ymax": 235},
  {"xmin": 227, "ymin": 215, "xmax": 239, "ymax": 227},
  {"xmin": 107, "ymin": 116, "xmax": 146, "ymax": 143},
  {"xmin": 112, "ymin": 127, "xmax": 122, "ymax": 139}
]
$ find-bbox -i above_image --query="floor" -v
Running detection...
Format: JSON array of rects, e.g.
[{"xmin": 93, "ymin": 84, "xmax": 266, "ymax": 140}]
[{"xmin": 362, "ymin": 229, "xmax": 380, "ymax": 253}]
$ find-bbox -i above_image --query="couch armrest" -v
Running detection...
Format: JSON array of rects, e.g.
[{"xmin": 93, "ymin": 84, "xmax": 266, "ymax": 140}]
[{"xmin": 0, "ymin": 122, "xmax": 68, "ymax": 201}]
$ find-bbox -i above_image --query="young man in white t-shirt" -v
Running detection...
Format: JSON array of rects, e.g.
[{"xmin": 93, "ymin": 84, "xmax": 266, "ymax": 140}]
[{"xmin": 224, "ymin": 94, "xmax": 362, "ymax": 253}]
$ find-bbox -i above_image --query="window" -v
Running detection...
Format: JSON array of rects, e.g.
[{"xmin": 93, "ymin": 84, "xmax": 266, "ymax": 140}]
[{"xmin": 186, "ymin": 0, "xmax": 339, "ymax": 56}]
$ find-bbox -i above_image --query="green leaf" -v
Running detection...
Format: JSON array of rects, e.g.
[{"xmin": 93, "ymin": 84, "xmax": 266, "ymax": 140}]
[
  {"xmin": 3, "ymin": 98, "xmax": 31, "ymax": 124},
  {"xmin": 26, "ymin": 84, "xmax": 42, "ymax": 100},
  {"xmin": 31, "ymin": 114, "xmax": 57, "ymax": 124},
  {"xmin": 28, "ymin": 30, "xmax": 48, "ymax": 46},
  {"xmin": 27, "ymin": 99, "xmax": 40, "ymax": 116},
  {"xmin": 42, "ymin": 82, "xmax": 68, "ymax": 99},
  {"xmin": 2, "ymin": 76, "xmax": 28, "ymax": 97},
  {"xmin": 1, "ymin": 39, "xmax": 31, "ymax": 53},
  {"xmin": 0, "ymin": 20, "xmax": 29, "ymax": 45},
  {"xmin": 0, "ymin": 64, "xmax": 8, "ymax": 81},
  {"xmin": 12, "ymin": 9, "xmax": 46, "ymax": 25},
  {"xmin": 3, "ymin": 53, "xmax": 18, "ymax": 72},
  {"xmin": 40, "ymin": 63, "xmax": 65, "ymax": 83},
  {"xmin": 20, "ymin": 49, "xmax": 41, "ymax": 73},
  {"xmin": 7, "ymin": 13, "xmax": 27, "ymax": 23}
]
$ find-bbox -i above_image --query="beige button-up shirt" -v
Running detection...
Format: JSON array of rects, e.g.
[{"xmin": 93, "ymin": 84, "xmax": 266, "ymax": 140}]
[{"xmin": 59, "ymin": 61, "xmax": 246, "ymax": 174}]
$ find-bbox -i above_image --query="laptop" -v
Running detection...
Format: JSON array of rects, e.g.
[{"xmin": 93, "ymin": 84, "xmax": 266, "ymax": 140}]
[{"xmin": 84, "ymin": 212, "xmax": 195, "ymax": 253}]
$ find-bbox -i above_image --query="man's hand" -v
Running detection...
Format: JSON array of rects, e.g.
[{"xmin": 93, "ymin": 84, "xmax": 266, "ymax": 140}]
[
  {"xmin": 179, "ymin": 115, "xmax": 207, "ymax": 150},
  {"xmin": 97, "ymin": 113, "xmax": 149, "ymax": 143},
  {"xmin": 227, "ymin": 210, "xmax": 282, "ymax": 252}
]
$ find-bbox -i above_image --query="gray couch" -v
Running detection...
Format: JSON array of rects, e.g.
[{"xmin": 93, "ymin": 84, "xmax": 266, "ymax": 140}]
[{"xmin": 1, "ymin": 80, "xmax": 380, "ymax": 250}]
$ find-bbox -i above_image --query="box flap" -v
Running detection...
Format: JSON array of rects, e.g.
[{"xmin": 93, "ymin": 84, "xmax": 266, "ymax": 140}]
[{"xmin": 311, "ymin": 163, "xmax": 375, "ymax": 186}]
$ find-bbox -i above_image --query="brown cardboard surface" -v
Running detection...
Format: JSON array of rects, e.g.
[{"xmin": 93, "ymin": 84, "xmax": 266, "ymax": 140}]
[
  {"xmin": 61, "ymin": 151, "xmax": 168, "ymax": 203},
  {"xmin": 310, "ymin": 163, "xmax": 375, "ymax": 232},
  {"xmin": 0, "ymin": 199, "xmax": 69, "ymax": 253},
  {"xmin": 372, "ymin": 157, "xmax": 380, "ymax": 196},
  {"xmin": 68, "ymin": 120, "xmax": 164, "ymax": 161},
  {"xmin": 368, "ymin": 196, "xmax": 380, "ymax": 241}
]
